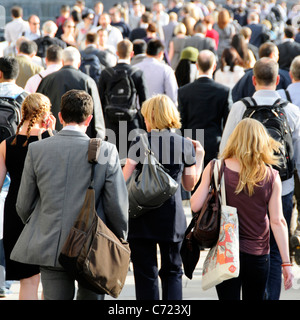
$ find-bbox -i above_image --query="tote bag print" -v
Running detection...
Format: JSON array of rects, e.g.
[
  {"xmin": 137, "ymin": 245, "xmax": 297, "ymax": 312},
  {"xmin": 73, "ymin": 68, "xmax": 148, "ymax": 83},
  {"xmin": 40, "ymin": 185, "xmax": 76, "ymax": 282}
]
[{"xmin": 202, "ymin": 160, "xmax": 239, "ymax": 291}]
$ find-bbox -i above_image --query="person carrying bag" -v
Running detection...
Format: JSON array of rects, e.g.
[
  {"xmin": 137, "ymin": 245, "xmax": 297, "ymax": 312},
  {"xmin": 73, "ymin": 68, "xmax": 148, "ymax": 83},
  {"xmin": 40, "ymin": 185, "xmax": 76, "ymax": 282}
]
[{"xmin": 191, "ymin": 118, "xmax": 293, "ymax": 300}]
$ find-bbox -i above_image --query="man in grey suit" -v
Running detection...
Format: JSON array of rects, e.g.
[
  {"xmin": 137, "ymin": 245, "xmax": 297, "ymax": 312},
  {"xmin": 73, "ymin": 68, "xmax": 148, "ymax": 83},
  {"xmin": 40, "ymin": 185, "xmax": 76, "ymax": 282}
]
[
  {"xmin": 11, "ymin": 90, "xmax": 128, "ymax": 300},
  {"xmin": 184, "ymin": 21, "xmax": 216, "ymax": 55}
]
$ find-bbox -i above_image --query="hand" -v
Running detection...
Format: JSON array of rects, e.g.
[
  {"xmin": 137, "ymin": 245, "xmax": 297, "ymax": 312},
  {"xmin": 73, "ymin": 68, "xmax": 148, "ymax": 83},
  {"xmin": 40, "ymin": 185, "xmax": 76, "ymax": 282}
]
[
  {"xmin": 282, "ymin": 266, "xmax": 294, "ymax": 290},
  {"xmin": 187, "ymin": 137, "xmax": 205, "ymax": 157},
  {"xmin": 44, "ymin": 114, "xmax": 56, "ymax": 130}
]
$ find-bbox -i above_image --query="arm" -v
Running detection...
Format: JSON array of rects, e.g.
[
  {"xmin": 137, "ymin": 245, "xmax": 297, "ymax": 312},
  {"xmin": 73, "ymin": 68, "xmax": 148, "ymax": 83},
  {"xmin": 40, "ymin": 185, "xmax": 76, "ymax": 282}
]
[
  {"xmin": 181, "ymin": 139, "xmax": 205, "ymax": 191},
  {"xmin": 164, "ymin": 67, "xmax": 178, "ymax": 105},
  {"xmin": 0, "ymin": 141, "xmax": 7, "ymax": 192},
  {"xmin": 122, "ymin": 158, "xmax": 138, "ymax": 182},
  {"xmin": 268, "ymin": 174, "xmax": 294, "ymax": 290},
  {"xmin": 102, "ymin": 145, "xmax": 129, "ymax": 240},
  {"xmin": 87, "ymin": 78, "xmax": 106, "ymax": 139},
  {"xmin": 190, "ymin": 162, "xmax": 213, "ymax": 212},
  {"xmin": 219, "ymin": 101, "xmax": 244, "ymax": 154},
  {"xmin": 16, "ymin": 146, "xmax": 39, "ymax": 224}
]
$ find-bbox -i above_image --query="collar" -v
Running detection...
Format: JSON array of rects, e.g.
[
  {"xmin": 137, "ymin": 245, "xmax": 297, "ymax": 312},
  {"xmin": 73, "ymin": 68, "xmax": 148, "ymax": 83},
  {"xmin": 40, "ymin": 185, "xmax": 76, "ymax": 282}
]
[
  {"xmin": 62, "ymin": 125, "xmax": 85, "ymax": 133},
  {"xmin": 253, "ymin": 90, "xmax": 281, "ymax": 99},
  {"xmin": 118, "ymin": 58, "xmax": 130, "ymax": 64}
]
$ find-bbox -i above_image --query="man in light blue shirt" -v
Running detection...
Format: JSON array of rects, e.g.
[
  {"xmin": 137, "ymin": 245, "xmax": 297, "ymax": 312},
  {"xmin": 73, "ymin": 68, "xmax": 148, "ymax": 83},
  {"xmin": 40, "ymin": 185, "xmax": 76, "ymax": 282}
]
[
  {"xmin": 135, "ymin": 39, "xmax": 178, "ymax": 105},
  {"xmin": 220, "ymin": 57, "xmax": 300, "ymax": 300}
]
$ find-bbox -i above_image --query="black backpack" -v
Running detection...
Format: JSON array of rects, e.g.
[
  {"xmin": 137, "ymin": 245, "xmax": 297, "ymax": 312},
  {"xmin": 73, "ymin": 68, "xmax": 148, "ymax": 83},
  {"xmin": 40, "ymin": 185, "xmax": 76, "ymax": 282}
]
[
  {"xmin": 0, "ymin": 94, "xmax": 24, "ymax": 143},
  {"xmin": 242, "ymin": 97, "xmax": 294, "ymax": 181},
  {"xmin": 104, "ymin": 67, "xmax": 138, "ymax": 123},
  {"xmin": 79, "ymin": 52, "xmax": 102, "ymax": 84}
]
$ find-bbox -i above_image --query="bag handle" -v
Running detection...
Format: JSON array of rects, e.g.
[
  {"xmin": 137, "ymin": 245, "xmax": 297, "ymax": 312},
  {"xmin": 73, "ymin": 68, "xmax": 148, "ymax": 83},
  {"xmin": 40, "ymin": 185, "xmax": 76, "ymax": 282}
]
[
  {"xmin": 88, "ymin": 138, "xmax": 102, "ymax": 188},
  {"xmin": 214, "ymin": 159, "xmax": 226, "ymax": 206}
]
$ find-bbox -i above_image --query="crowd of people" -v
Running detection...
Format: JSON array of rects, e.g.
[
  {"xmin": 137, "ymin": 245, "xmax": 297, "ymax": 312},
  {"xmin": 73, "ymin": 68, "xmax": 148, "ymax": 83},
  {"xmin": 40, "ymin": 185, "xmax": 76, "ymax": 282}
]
[{"xmin": 0, "ymin": 0, "xmax": 299, "ymax": 301}]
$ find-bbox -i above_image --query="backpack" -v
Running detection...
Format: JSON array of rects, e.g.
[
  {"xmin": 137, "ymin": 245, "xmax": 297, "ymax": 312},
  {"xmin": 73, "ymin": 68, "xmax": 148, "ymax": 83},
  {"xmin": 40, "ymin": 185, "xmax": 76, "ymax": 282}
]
[
  {"xmin": 242, "ymin": 97, "xmax": 294, "ymax": 181},
  {"xmin": 79, "ymin": 52, "xmax": 102, "ymax": 84},
  {"xmin": 0, "ymin": 94, "xmax": 24, "ymax": 143},
  {"xmin": 104, "ymin": 67, "xmax": 138, "ymax": 123}
]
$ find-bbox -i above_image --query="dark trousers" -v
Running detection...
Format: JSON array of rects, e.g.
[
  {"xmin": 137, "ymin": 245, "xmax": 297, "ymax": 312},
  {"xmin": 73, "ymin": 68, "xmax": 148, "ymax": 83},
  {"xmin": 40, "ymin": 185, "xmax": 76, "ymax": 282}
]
[
  {"xmin": 266, "ymin": 190, "xmax": 293, "ymax": 300},
  {"xmin": 129, "ymin": 238, "xmax": 183, "ymax": 300},
  {"xmin": 216, "ymin": 252, "xmax": 270, "ymax": 300}
]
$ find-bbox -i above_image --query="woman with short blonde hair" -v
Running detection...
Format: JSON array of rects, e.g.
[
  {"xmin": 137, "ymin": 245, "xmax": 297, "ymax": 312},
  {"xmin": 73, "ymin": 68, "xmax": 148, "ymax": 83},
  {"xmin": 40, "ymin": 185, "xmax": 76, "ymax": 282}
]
[
  {"xmin": 191, "ymin": 118, "xmax": 294, "ymax": 300},
  {"xmin": 141, "ymin": 94, "xmax": 181, "ymax": 130},
  {"xmin": 123, "ymin": 94, "xmax": 204, "ymax": 300}
]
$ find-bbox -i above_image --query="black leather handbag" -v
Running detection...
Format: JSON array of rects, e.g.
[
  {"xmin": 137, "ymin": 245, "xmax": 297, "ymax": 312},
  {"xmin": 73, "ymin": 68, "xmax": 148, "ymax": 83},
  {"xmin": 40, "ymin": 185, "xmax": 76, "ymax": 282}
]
[
  {"xmin": 192, "ymin": 159, "xmax": 222, "ymax": 249},
  {"xmin": 126, "ymin": 134, "xmax": 179, "ymax": 218}
]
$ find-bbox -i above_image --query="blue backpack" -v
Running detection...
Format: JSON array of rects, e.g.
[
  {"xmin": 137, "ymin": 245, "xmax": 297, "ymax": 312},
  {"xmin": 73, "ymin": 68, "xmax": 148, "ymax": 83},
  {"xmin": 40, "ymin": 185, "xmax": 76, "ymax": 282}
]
[{"xmin": 80, "ymin": 52, "xmax": 102, "ymax": 84}]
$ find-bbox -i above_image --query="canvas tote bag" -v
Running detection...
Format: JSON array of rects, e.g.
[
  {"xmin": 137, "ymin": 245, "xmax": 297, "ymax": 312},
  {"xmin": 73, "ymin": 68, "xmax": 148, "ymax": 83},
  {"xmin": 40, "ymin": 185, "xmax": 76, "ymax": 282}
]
[{"xmin": 201, "ymin": 159, "xmax": 239, "ymax": 291}]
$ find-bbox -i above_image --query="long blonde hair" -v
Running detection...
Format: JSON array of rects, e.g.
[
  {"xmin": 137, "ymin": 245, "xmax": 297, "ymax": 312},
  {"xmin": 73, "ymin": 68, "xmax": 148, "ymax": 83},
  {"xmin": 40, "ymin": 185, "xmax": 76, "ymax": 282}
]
[
  {"xmin": 221, "ymin": 118, "xmax": 280, "ymax": 196},
  {"xmin": 141, "ymin": 94, "xmax": 181, "ymax": 130},
  {"xmin": 11, "ymin": 93, "xmax": 51, "ymax": 146}
]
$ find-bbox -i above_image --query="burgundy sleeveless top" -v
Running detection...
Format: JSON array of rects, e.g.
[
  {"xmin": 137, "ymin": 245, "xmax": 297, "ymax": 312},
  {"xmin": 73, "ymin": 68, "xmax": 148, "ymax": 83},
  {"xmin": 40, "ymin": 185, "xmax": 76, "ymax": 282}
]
[{"xmin": 224, "ymin": 162, "xmax": 277, "ymax": 255}]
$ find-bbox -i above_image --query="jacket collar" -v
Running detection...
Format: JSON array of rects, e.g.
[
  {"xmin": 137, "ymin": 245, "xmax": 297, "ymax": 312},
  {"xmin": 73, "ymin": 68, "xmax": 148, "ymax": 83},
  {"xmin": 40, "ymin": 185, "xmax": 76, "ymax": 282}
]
[{"xmin": 56, "ymin": 129, "xmax": 89, "ymax": 138}]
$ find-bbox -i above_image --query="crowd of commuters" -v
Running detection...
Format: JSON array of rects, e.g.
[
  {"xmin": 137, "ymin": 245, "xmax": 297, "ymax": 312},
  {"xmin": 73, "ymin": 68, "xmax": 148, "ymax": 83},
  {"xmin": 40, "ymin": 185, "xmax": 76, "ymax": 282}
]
[{"xmin": 0, "ymin": 0, "xmax": 299, "ymax": 301}]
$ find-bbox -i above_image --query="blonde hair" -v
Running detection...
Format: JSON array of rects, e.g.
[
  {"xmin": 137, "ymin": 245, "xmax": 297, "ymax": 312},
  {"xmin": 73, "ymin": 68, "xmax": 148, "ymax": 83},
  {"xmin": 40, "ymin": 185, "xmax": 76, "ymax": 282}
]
[
  {"xmin": 12, "ymin": 93, "xmax": 51, "ymax": 146},
  {"xmin": 220, "ymin": 118, "xmax": 280, "ymax": 196},
  {"xmin": 141, "ymin": 94, "xmax": 181, "ymax": 130}
]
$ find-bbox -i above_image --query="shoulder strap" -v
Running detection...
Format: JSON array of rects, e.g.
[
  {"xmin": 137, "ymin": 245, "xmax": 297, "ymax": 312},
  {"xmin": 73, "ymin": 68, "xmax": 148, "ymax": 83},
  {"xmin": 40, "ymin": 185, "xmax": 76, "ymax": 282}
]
[
  {"xmin": 88, "ymin": 138, "xmax": 102, "ymax": 188},
  {"xmin": 284, "ymin": 89, "xmax": 292, "ymax": 103},
  {"xmin": 241, "ymin": 97, "xmax": 257, "ymax": 109}
]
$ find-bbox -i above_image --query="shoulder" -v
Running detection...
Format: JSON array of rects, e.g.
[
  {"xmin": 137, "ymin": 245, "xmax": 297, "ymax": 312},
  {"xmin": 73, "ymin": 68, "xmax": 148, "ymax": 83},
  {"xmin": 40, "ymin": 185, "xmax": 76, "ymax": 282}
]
[{"xmin": 212, "ymin": 79, "xmax": 230, "ymax": 93}]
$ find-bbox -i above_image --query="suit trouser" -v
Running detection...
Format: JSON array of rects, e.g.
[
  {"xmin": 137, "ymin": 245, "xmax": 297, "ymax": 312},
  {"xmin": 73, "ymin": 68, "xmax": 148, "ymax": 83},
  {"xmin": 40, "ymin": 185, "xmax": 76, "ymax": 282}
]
[
  {"xmin": 129, "ymin": 238, "xmax": 183, "ymax": 300},
  {"xmin": 40, "ymin": 266, "xmax": 104, "ymax": 300}
]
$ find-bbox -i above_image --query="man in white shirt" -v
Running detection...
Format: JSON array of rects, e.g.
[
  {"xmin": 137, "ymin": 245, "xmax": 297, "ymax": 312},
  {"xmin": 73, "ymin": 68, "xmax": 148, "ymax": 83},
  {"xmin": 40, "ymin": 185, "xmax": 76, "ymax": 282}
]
[
  {"xmin": 94, "ymin": 13, "xmax": 123, "ymax": 53},
  {"xmin": 22, "ymin": 15, "xmax": 41, "ymax": 41},
  {"xmin": 25, "ymin": 45, "xmax": 63, "ymax": 93},
  {"xmin": 4, "ymin": 6, "xmax": 28, "ymax": 46},
  {"xmin": 135, "ymin": 39, "xmax": 178, "ymax": 104}
]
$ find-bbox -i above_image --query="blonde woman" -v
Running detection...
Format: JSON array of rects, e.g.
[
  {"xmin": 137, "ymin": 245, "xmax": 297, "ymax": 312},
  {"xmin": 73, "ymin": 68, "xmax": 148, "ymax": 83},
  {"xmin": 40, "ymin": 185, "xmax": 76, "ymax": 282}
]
[
  {"xmin": 0, "ymin": 93, "xmax": 55, "ymax": 300},
  {"xmin": 123, "ymin": 94, "xmax": 204, "ymax": 300},
  {"xmin": 168, "ymin": 22, "xmax": 187, "ymax": 70},
  {"xmin": 191, "ymin": 118, "xmax": 294, "ymax": 300}
]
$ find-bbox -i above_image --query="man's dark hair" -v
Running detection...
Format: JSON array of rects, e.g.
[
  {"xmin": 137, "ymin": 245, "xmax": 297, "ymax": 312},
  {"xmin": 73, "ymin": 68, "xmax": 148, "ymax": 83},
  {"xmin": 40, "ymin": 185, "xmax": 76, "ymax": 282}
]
[
  {"xmin": 253, "ymin": 57, "xmax": 279, "ymax": 86},
  {"xmin": 46, "ymin": 45, "xmax": 63, "ymax": 62},
  {"xmin": 11, "ymin": 6, "xmax": 23, "ymax": 18},
  {"xmin": 0, "ymin": 57, "xmax": 19, "ymax": 80},
  {"xmin": 284, "ymin": 26, "xmax": 295, "ymax": 39},
  {"xmin": 86, "ymin": 32, "xmax": 98, "ymax": 44},
  {"xmin": 60, "ymin": 90, "xmax": 93, "ymax": 124},
  {"xmin": 146, "ymin": 39, "xmax": 165, "ymax": 56},
  {"xmin": 133, "ymin": 39, "xmax": 147, "ymax": 55},
  {"xmin": 258, "ymin": 41, "xmax": 277, "ymax": 58},
  {"xmin": 19, "ymin": 40, "xmax": 38, "ymax": 55}
]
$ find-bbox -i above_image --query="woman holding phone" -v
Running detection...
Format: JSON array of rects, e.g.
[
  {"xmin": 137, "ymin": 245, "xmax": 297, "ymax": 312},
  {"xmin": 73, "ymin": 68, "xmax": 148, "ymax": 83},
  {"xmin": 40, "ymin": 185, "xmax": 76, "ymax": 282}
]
[{"xmin": 0, "ymin": 93, "xmax": 55, "ymax": 300}]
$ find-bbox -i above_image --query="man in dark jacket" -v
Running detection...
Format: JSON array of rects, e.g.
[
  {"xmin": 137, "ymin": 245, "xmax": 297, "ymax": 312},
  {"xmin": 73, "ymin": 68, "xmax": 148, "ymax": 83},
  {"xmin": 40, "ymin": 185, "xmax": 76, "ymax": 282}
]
[
  {"xmin": 278, "ymin": 27, "xmax": 300, "ymax": 71},
  {"xmin": 178, "ymin": 49, "xmax": 230, "ymax": 167},
  {"xmin": 37, "ymin": 46, "xmax": 105, "ymax": 139},
  {"xmin": 34, "ymin": 20, "xmax": 66, "ymax": 59},
  {"xmin": 98, "ymin": 39, "xmax": 147, "ymax": 158},
  {"xmin": 232, "ymin": 42, "xmax": 291, "ymax": 102}
]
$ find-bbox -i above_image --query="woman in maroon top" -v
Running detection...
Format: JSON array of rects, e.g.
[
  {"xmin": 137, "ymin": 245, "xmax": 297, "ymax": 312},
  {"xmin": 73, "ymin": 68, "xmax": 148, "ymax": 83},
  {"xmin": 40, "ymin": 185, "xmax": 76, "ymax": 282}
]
[{"xmin": 191, "ymin": 118, "xmax": 293, "ymax": 300}]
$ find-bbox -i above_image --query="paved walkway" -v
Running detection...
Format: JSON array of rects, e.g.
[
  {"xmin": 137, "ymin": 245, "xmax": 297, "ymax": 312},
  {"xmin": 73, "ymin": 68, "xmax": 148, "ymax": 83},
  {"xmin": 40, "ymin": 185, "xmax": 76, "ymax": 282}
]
[{"xmin": 1, "ymin": 202, "xmax": 300, "ymax": 300}]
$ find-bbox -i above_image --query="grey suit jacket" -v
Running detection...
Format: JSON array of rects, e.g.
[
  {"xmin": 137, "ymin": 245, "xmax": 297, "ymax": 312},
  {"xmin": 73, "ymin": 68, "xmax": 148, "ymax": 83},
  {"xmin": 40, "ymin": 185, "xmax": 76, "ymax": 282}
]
[
  {"xmin": 184, "ymin": 35, "xmax": 216, "ymax": 54},
  {"xmin": 11, "ymin": 129, "xmax": 128, "ymax": 267}
]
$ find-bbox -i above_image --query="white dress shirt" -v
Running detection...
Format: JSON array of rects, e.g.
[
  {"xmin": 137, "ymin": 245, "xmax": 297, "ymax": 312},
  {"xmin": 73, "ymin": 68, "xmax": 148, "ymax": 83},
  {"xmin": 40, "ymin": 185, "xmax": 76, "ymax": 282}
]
[
  {"xmin": 24, "ymin": 64, "xmax": 62, "ymax": 93},
  {"xmin": 219, "ymin": 89, "xmax": 300, "ymax": 195},
  {"xmin": 4, "ymin": 17, "xmax": 29, "ymax": 44},
  {"xmin": 135, "ymin": 57, "xmax": 178, "ymax": 104}
]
